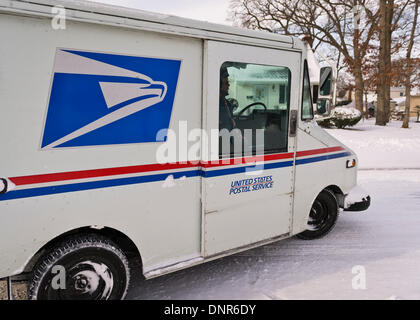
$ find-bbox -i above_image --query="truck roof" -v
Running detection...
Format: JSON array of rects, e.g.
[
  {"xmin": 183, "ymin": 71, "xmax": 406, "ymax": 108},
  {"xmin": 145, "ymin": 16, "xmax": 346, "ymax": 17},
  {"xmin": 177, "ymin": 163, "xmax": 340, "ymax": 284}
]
[{"xmin": 0, "ymin": 0, "xmax": 303, "ymax": 50}]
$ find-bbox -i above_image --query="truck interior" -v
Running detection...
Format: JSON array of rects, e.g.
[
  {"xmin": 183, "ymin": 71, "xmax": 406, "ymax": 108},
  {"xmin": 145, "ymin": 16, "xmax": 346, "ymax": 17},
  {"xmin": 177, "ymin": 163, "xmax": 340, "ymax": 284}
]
[{"xmin": 219, "ymin": 62, "xmax": 291, "ymax": 157}]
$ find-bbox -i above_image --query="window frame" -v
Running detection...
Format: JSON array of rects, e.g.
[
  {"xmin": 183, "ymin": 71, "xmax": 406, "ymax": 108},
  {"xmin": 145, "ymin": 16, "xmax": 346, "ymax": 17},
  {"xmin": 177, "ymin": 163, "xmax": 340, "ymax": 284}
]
[
  {"xmin": 218, "ymin": 61, "xmax": 292, "ymax": 157},
  {"xmin": 301, "ymin": 59, "xmax": 314, "ymax": 121}
]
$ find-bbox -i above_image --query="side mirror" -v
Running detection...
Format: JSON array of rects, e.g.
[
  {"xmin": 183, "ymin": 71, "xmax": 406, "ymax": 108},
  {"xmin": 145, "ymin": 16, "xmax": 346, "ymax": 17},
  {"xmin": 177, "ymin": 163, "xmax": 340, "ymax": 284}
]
[
  {"xmin": 312, "ymin": 85, "xmax": 319, "ymax": 104},
  {"xmin": 319, "ymin": 67, "xmax": 332, "ymax": 96},
  {"xmin": 316, "ymin": 99, "xmax": 329, "ymax": 115}
]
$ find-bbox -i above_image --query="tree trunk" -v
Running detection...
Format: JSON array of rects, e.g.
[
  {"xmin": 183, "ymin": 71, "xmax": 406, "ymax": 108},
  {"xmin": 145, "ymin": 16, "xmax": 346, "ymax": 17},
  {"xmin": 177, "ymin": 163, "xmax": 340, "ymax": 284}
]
[
  {"xmin": 376, "ymin": 0, "xmax": 388, "ymax": 126},
  {"xmin": 352, "ymin": 4, "xmax": 364, "ymax": 116},
  {"xmin": 384, "ymin": 0, "xmax": 393, "ymax": 123},
  {"xmin": 364, "ymin": 91, "xmax": 369, "ymax": 119},
  {"xmin": 402, "ymin": 83, "xmax": 412, "ymax": 127},
  {"xmin": 348, "ymin": 88, "xmax": 353, "ymax": 101},
  {"xmin": 402, "ymin": 0, "xmax": 419, "ymax": 128},
  {"xmin": 354, "ymin": 69, "xmax": 364, "ymax": 115}
]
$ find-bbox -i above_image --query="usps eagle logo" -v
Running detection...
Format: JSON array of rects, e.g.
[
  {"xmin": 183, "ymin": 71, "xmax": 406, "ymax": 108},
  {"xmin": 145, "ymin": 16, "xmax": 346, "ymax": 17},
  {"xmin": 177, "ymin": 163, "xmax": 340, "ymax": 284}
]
[{"xmin": 41, "ymin": 49, "xmax": 181, "ymax": 148}]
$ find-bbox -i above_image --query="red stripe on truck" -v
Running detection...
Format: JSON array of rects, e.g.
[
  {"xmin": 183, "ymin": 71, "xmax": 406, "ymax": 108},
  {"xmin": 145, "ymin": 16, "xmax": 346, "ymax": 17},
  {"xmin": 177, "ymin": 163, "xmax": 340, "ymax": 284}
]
[
  {"xmin": 296, "ymin": 146, "xmax": 344, "ymax": 157},
  {"xmin": 8, "ymin": 146, "xmax": 345, "ymax": 186},
  {"xmin": 9, "ymin": 162, "xmax": 200, "ymax": 186}
]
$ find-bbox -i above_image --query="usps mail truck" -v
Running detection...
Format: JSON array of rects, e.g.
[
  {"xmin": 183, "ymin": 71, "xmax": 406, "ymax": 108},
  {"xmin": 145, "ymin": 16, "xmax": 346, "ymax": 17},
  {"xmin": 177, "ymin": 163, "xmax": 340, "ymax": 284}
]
[{"xmin": 0, "ymin": 0, "xmax": 370, "ymax": 300}]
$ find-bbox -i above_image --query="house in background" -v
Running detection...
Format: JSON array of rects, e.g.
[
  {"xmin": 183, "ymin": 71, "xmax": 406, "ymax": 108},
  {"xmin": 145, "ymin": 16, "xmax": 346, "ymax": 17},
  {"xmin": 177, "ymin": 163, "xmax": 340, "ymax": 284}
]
[
  {"xmin": 343, "ymin": 87, "xmax": 420, "ymax": 120},
  {"xmin": 393, "ymin": 93, "xmax": 420, "ymax": 119},
  {"xmin": 390, "ymin": 87, "xmax": 405, "ymax": 99}
]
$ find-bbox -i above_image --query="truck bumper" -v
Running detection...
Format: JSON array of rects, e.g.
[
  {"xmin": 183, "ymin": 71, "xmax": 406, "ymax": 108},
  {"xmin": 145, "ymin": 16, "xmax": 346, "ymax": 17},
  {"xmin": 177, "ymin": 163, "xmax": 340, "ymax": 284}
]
[
  {"xmin": 343, "ymin": 186, "xmax": 371, "ymax": 212},
  {"xmin": 344, "ymin": 195, "xmax": 371, "ymax": 211}
]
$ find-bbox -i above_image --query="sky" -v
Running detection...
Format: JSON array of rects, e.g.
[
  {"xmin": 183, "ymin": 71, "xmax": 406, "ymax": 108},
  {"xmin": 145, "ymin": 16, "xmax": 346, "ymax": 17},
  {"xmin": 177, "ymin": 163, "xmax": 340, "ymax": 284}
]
[{"xmin": 88, "ymin": 0, "xmax": 232, "ymax": 25}]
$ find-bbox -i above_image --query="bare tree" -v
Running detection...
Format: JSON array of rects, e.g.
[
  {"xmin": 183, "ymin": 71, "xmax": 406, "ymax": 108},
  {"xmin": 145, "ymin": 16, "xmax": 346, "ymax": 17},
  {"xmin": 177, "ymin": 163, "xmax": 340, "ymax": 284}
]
[
  {"xmin": 370, "ymin": 0, "xmax": 411, "ymax": 125},
  {"xmin": 229, "ymin": 0, "xmax": 380, "ymax": 114},
  {"xmin": 402, "ymin": 0, "xmax": 419, "ymax": 128},
  {"xmin": 376, "ymin": 0, "xmax": 393, "ymax": 125}
]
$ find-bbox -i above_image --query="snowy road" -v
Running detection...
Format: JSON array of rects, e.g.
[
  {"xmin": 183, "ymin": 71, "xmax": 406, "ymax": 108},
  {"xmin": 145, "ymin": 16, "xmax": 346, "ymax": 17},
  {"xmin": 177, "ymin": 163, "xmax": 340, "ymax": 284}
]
[
  {"xmin": 127, "ymin": 169, "xmax": 420, "ymax": 300},
  {"xmin": 3, "ymin": 120, "xmax": 418, "ymax": 300}
]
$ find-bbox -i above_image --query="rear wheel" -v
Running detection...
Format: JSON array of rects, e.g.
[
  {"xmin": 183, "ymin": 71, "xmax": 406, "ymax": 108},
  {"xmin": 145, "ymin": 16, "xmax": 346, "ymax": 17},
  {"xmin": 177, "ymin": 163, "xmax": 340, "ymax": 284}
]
[
  {"xmin": 28, "ymin": 234, "xmax": 130, "ymax": 300},
  {"xmin": 296, "ymin": 189, "xmax": 339, "ymax": 240}
]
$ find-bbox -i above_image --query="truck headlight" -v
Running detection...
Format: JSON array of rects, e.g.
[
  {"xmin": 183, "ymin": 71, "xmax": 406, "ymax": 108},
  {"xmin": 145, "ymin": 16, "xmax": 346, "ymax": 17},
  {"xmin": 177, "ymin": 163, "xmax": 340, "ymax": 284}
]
[
  {"xmin": 346, "ymin": 159, "xmax": 356, "ymax": 168},
  {"xmin": 0, "ymin": 178, "xmax": 7, "ymax": 194}
]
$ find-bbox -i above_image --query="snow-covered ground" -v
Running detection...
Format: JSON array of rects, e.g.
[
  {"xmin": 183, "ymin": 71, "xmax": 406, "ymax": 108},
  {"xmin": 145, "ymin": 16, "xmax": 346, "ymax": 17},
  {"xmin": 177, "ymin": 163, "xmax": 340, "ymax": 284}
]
[
  {"xmin": 127, "ymin": 119, "xmax": 420, "ymax": 300},
  {"xmin": 325, "ymin": 118, "xmax": 420, "ymax": 169}
]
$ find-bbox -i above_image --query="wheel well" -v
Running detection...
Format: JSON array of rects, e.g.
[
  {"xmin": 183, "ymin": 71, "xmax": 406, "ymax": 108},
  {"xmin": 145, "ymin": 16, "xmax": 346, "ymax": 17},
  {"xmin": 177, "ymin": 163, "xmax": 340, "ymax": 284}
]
[
  {"xmin": 324, "ymin": 185, "xmax": 344, "ymax": 207},
  {"xmin": 22, "ymin": 226, "xmax": 143, "ymax": 274}
]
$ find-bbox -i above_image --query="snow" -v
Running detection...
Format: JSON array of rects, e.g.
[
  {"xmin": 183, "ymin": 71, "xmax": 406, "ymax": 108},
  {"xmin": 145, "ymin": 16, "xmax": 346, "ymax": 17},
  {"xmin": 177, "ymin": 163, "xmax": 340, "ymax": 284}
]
[
  {"xmin": 145, "ymin": 257, "xmax": 204, "ymax": 278},
  {"xmin": 330, "ymin": 106, "xmax": 361, "ymax": 119},
  {"xmin": 392, "ymin": 96, "xmax": 406, "ymax": 106},
  {"xmin": 344, "ymin": 185, "xmax": 370, "ymax": 208},
  {"xmin": 125, "ymin": 119, "xmax": 420, "ymax": 300},
  {"xmin": 127, "ymin": 169, "xmax": 420, "ymax": 300},
  {"xmin": 326, "ymin": 118, "xmax": 420, "ymax": 169},
  {"xmin": 73, "ymin": 261, "xmax": 114, "ymax": 299},
  {"xmin": 127, "ymin": 170, "xmax": 420, "ymax": 300}
]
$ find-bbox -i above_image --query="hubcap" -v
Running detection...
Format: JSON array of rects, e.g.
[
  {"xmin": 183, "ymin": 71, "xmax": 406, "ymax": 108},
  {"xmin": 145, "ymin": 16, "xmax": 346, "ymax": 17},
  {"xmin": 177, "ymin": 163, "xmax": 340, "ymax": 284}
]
[
  {"xmin": 307, "ymin": 199, "xmax": 329, "ymax": 231},
  {"xmin": 68, "ymin": 261, "xmax": 114, "ymax": 299},
  {"xmin": 40, "ymin": 260, "xmax": 116, "ymax": 300}
]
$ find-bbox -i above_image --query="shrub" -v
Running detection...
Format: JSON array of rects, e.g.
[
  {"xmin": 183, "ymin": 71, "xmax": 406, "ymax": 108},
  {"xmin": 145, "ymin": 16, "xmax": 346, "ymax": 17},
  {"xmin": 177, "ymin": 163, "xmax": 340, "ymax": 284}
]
[
  {"xmin": 315, "ymin": 115, "xmax": 334, "ymax": 128},
  {"xmin": 317, "ymin": 107, "xmax": 362, "ymax": 129},
  {"xmin": 336, "ymin": 100, "xmax": 352, "ymax": 106}
]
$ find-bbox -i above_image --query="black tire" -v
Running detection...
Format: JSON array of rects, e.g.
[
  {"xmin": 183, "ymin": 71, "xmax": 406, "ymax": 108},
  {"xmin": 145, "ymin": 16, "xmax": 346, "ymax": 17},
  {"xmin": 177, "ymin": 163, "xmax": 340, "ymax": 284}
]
[
  {"xmin": 296, "ymin": 189, "xmax": 339, "ymax": 240},
  {"xmin": 28, "ymin": 234, "xmax": 130, "ymax": 300}
]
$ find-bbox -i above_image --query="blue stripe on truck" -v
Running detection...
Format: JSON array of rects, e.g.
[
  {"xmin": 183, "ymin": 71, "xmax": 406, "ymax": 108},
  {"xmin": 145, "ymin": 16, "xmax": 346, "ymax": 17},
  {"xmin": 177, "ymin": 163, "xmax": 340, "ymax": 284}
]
[
  {"xmin": 0, "ymin": 152, "xmax": 351, "ymax": 201},
  {"xmin": 295, "ymin": 152, "xmax": 351, "ymax": 165}
]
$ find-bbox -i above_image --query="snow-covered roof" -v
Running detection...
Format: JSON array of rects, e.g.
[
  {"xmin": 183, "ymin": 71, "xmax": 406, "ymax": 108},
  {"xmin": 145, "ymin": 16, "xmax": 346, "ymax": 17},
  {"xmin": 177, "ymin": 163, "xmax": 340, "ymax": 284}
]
[
  {"xmin": 390, "ymin": 87, "xmax": 405, "ymax": 92},
  {"xmin": 392, "ymin": 97, "xmax": 406, "ymax": 105},
  {"xmin": 411, "ymin": 88, "xmax": 420, "ymax": 96}
]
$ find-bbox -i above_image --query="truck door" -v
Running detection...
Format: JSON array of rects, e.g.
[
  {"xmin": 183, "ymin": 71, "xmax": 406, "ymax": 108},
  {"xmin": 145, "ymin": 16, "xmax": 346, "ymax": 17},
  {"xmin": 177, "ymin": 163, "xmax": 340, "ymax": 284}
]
[{"xmin": 201, "ymin": 41, "xmax": 301, "ymax": 257}]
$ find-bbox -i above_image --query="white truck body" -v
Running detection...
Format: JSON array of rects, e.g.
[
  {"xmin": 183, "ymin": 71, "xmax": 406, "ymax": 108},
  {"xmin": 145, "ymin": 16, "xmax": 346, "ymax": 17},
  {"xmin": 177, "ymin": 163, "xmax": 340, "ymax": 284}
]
[{"xmin": 0, "ymin": 0, "xmax": 365, "ymax": 282}]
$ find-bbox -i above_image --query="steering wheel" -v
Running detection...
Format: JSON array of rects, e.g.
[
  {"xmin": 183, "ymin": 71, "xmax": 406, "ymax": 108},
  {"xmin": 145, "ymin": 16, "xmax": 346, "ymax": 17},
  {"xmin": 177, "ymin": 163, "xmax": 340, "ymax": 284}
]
[{"xmin": 237, "ymin": 102, "xmax": 267, "ymax": 116}]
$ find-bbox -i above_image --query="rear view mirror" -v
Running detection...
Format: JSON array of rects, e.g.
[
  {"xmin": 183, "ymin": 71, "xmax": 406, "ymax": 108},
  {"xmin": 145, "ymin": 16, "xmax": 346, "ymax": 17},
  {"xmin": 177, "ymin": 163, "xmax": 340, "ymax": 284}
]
[
  {"xmin": 312, "ymin": 85, "xmax": 319, "ymax": 104},
  {"xmin": 316, "ymin": 99, "xmax": 329, "ymax": 115},
  {"xmin": 319, "ymin": 67, "xmax": 332, "ymax": 96}
]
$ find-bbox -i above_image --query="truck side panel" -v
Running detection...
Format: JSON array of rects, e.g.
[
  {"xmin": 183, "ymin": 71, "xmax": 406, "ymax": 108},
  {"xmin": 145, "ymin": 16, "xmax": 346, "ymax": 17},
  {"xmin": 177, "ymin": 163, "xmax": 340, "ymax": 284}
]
[
  {"xmin": 292, "ymin": 123, "xmax": 357, "ymax": 235},
  {"xmin": 0, "ymin": 13, "xmax": 203, "ymax": 277}
]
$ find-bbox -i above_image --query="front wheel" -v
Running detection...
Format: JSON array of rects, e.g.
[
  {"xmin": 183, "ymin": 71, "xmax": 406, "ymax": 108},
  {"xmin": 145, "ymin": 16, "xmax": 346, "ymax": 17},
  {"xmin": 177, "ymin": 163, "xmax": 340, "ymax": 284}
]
[
  {"xmin": 296, "ymin": 189, "xmax": 339, "ymax": 240},
  {"xmin": 28, "ymin": 234, "xmax": 130, "ymax": 300}
]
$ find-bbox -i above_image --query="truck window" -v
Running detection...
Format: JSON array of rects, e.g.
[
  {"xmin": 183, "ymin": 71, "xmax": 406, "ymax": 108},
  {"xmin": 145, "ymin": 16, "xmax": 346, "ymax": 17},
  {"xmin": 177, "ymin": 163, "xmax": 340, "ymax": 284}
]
[
  {"xmin": 301, "ymin": 60, "xmax": 314, "ymax": 120},
  {"xmin": 219, "ymin": 62, "xmax": 291, "ymax": 157}
]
